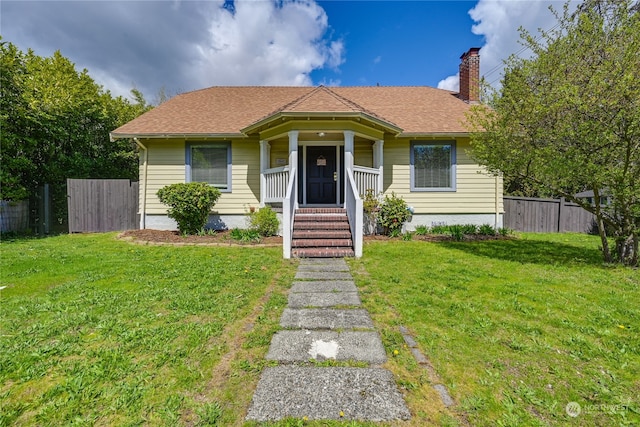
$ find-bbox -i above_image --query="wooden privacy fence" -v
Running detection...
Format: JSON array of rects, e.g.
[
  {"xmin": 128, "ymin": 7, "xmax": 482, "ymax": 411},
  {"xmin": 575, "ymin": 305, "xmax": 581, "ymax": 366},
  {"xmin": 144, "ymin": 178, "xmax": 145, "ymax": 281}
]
[
  {"xmin": 67, "ymin": 179, "xmax": 139, "ymax": 232},
  {"xmin": 503, "ymin": 196, "xmax": 596, "ymax": 233}
]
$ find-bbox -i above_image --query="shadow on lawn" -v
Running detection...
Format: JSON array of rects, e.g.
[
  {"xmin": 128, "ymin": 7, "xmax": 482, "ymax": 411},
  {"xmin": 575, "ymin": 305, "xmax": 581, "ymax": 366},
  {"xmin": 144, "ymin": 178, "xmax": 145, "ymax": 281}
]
[{"xmin": 439, "ymin": 238, "xmax": 605, "ymax": 267}]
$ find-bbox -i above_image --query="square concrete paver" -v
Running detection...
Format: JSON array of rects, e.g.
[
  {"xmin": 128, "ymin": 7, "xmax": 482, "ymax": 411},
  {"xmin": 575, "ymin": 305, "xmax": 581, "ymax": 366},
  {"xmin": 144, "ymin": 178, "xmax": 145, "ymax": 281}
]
[
  {"xmin": 290, "ymin": 280, "xmax": 357, "ymax": 293},
  {"xmin": 297, "ymin": 263, "xmax": 350, "ymax": 272},
  {"xmin": 299, "ymin": 258, "xmax": 348, "ymax": 266},
  {"xmin": 288, "ymin": 292, "xmax": 360, "ymax": 308},
  {"xmin": 295, "ymin": 271, "xmax": 353, "ymax": 280},
  {"xmin": 266, "ymin": 330, "xmax": 386, "ymax": 364},
  {"xmin": 280, "ymin": 308, "xmax": 374, "ymax": 330},
  {"xmin": 246, "ymin": 366, "xmax": 411, "ymax": 421}
]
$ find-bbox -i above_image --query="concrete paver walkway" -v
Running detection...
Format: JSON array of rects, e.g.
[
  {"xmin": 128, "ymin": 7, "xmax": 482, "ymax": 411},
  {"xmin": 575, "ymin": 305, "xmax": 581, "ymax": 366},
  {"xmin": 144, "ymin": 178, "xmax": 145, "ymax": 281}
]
[{"xmin": 246, "ymin": 258, "xmax": 410, "ymax": 422}]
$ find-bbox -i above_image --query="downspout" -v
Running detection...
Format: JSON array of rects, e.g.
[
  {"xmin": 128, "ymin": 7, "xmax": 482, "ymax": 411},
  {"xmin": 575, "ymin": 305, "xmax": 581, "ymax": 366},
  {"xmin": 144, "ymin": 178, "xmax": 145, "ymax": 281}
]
[{"xmin": 134, "ymin": 138, "xmax": 148, "ymax": 230}]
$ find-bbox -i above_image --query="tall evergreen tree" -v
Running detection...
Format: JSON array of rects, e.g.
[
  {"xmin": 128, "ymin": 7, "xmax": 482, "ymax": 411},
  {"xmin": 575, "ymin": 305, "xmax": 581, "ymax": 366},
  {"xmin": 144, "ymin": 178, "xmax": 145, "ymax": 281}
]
[{"xmin": 0, "ymin": 41, "xmax": 152, "ymax": 224}]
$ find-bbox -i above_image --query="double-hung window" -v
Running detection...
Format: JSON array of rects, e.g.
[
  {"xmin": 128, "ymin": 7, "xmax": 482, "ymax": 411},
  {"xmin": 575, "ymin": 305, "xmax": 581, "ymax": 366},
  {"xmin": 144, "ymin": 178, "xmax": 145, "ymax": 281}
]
[
  {"xmin": 186, "ymin": 143, "xmax": 231, "ymax": 191},
  {"xmin": 410, "ymin": 141, "xmax": 456, "ymax": 191}
]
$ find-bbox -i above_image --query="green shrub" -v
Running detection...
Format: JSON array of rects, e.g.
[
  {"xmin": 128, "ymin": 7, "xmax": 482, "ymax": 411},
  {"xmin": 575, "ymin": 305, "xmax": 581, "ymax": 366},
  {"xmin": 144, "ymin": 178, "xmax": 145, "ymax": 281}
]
[
  {"xmin": 389, "ymin": 228, "xmax": 402, "ymax": 238},
  {"xmin": 498, "ymin": 227, "xmax": 513, "ymax": 236},
  {"xmin": 378, "ymin": 192, "xmax": 410, "ymax": 236},
  {"xmin": 460, "ymin": 224, "xmax": 479, "ymax": 235},
  {"xmin": 248, "ymin": 206, "xmax": 279, "ymax": 237},
  {"xmin": 449, "ymin": 225, "xmax": 465, "ymax": 241},
  {"xmin": 431, "ymin": 223, "xmax": 449, "ymax": 234},
  {"xmin": 230, "ymin": 228, "xmax": 261, "ymax": 242},
  {"xmin": 402, "ymin": 231, "xmax": 414, "ymax": 241},
  {"xmin": 414, "ymin": 225, "xmax": 429, "ymax": 235},
  {"xmin": 157, "ymin": 182, "xmax": 221, "ymax": 235},
  {"xmin": 362, "ymin": 189, "xmax": 381, "ymax": 235},
  {"xmin": 479, "ymin": 224, "xmax": 497, "ymax": 236}
]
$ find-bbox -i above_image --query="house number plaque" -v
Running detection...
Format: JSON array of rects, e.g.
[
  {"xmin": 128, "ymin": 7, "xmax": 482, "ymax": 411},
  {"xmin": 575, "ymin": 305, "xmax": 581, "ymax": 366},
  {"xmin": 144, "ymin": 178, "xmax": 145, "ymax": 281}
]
[{"xmin": 316, "ymin": 155, "xmax": 327, "ymax": 166}]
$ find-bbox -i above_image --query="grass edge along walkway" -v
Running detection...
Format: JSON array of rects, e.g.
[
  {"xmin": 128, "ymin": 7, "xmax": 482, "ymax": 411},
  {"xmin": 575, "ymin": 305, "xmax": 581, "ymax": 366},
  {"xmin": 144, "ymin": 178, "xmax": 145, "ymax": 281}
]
[
  {"xmin": 348, "ymin": 233, "xmax": 640, "ymax": 426},
  {"xmin": 246, "ymin": 258, "xmax": 411, "ymax": 422}
]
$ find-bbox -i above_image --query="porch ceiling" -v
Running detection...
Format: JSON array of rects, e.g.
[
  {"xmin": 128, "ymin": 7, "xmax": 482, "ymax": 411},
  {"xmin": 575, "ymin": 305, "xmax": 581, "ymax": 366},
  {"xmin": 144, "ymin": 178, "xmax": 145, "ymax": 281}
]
[{"xmin": 268, "ymin": 131, "xmax": 371, "ymax": 145}]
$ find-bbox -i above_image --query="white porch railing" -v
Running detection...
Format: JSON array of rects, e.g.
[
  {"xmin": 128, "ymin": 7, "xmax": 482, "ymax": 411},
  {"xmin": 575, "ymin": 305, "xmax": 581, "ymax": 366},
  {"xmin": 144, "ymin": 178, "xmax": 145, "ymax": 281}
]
[
  {"xmin": 353, "ymin": 165, "xmax": 381, "ymax": 197},
  {"xmin": 345, "ymin": 168, "xmax": 363, "ymax": 258},
  {"xmin": 282, "ymin": 166, "xmax": 297, "ymax": 259},
  {"xmin": 263, "ymin": 166, "xmax": 289, "ymax": 204}
]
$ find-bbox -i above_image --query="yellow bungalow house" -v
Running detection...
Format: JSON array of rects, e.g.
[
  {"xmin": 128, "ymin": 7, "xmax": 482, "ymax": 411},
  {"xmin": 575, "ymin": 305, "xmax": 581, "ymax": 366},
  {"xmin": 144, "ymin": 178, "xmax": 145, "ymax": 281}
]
[{"xmin": 110, "ymin": 48, "xmax": 502, "ymax": 258}]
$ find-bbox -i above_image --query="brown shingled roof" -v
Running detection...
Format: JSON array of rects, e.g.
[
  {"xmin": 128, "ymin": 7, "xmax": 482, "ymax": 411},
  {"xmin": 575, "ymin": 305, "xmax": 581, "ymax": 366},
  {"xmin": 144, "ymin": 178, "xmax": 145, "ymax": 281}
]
[{"xmin": 111, "ymin": 85, "xmax": 473, "ymax": 138}]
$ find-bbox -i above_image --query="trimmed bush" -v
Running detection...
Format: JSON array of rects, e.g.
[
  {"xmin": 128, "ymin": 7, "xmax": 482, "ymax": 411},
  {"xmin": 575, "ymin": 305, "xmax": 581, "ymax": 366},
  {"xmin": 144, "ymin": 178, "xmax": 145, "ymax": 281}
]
[
  {"xmin": 157, "ymin": 182, "xmax": 221, "ymax": 235},
  {"xmin": 378, "ymin": 192, "xmax": 410, "ymax": 236},
  {"xmin": 248, "ymin": 206, "xmax": 279, "ymax": 237}
]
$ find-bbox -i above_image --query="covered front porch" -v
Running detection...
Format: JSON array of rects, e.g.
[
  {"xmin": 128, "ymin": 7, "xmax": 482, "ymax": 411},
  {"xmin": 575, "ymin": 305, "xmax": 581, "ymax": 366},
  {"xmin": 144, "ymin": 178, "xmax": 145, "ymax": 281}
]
[{"xmin": 254, "ymin": 126, "xmax": 388, "ymax": 259}]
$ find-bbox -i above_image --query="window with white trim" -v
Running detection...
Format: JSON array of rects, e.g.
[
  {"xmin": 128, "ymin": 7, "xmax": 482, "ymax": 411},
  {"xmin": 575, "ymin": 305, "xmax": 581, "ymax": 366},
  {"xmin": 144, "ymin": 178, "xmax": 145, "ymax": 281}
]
[
  {"xmin": 410, "ymin": 141, "xmax": 456, "ymax": 191},
  {"xmin": 186, "ymin": 143, "xmax": 231, "ymax": 191}
]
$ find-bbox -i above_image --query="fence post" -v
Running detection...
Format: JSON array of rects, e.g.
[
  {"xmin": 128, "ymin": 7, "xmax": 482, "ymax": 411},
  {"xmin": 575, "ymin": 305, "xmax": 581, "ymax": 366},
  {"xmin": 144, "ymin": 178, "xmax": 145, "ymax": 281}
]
[{"xmin": 557, "ymin": 197, "xmax": 565, "ymax": 233}]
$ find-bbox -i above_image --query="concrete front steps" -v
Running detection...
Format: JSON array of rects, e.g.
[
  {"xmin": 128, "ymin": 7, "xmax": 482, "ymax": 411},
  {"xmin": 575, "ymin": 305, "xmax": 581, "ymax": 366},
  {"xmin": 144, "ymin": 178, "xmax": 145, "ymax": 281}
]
[
  {"xmin": 291, "ymin": 208, "xmax": 355, "ymax": 258},
  {"xmin": 246, "ymin": 258, "xmax": 410, "ymax": 422}
]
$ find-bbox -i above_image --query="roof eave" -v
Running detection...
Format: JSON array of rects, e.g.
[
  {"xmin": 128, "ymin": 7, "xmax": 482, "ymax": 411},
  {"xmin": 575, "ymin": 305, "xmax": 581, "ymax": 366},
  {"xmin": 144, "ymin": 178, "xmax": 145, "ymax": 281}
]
[
  {"xmin": 397, "ymin": 132, "xmax": 472, "ymax": 139},
  {"xmin": 110, "ymin": 132, "xmax": 246, "ymax": 141}
]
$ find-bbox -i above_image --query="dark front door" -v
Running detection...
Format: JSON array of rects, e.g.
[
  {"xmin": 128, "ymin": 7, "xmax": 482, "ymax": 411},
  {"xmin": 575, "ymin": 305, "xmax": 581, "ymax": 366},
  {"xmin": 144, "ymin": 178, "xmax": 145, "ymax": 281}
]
[{"xmin": 306, "ymin": 146, "xmax": 336, "ymax": 204}]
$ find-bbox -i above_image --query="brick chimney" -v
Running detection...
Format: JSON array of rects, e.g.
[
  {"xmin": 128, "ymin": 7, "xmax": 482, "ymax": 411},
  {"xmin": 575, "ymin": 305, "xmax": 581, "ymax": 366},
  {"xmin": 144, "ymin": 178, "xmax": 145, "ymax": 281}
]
[{"xmin": 459, "ymin": 47, "xmax": 481, "ymax": 103}]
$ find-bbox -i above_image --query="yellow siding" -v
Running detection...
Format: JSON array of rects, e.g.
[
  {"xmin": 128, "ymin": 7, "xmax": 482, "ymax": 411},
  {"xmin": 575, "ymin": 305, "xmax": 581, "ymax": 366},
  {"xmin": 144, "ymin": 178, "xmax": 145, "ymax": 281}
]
[
  {"xmin": 269, "ymin": 140, "xmax": 289, "ymax": 169},
  {"xmin": 143, "ymin": 139, "xmax": 186, "ymax": 214},
  {"xmin": 383, "ymin": 138, "xmax": 503, "ymax": 214},
  {"xmin": 354, "ymin": 140, "xmax": 373, "ymax": 168},
  {"xmin": 142, "ymin": 138, "xmax": 260, "ymax": 215},
  {"xmin": 140, "ymin": 135, "xmax": 502, "ymax": 217},
  {"xmin": 218, "ymin": 140, "xmax": 260, "ymax": 214}
]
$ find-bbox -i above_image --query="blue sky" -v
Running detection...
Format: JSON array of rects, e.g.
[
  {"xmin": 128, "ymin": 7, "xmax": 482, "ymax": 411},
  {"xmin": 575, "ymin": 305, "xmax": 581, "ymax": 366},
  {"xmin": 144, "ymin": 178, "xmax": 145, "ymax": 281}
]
[
  {"xmin": 313, "ymin": 1, "xmax": 483, "ymax": 87},
  {"xmin": 1, "ymin": 0, "xmax": 565, "ymax": 101}
]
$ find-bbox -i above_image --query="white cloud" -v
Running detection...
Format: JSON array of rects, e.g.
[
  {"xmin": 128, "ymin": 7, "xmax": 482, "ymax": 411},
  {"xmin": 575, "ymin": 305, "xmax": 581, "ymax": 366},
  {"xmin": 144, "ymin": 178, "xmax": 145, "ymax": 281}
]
[
  {"xmin": 373, "ymin": 55, "xmax": 382, "ymax": 64},
  {"xmin": 437, "ymin": 0, "xmax": 568, "ymax": 91},
  {"xmin": 191, "ymin": 0, "xmax": 344, "ymax": 87},
  {"xmin": 437, "ymin": 73, "xmax": 460, "ymax": 92}
]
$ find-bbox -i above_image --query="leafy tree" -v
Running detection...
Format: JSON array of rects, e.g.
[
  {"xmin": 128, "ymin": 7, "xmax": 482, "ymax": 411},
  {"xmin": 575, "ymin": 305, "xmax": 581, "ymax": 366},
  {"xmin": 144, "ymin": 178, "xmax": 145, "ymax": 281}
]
[
  {"xmin": 0, "ymin": 40, "xmax": 152, "ymax": 224},
  {"xmin": 467, "ymin": 0, "xmax": 640, "ymax": 266}
]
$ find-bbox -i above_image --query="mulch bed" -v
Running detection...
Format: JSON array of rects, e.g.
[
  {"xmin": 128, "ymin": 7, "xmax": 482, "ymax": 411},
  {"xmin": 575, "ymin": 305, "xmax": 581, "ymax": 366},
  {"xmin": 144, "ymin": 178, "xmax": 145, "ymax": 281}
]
[
  {"xmin": 119, "ymin": 229, "xmax": 282, "ymax": 246},
  {"xmin": 120, "ymin": 229, "xmax": 509, "ymax": 246}
]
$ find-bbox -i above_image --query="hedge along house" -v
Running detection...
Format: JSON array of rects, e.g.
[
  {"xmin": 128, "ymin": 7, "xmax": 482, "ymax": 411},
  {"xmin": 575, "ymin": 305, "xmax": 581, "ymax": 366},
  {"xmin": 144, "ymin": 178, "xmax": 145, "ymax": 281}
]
[{"xmin": 110, "ymin": 48, "xmax": 503, "ymax": 258}]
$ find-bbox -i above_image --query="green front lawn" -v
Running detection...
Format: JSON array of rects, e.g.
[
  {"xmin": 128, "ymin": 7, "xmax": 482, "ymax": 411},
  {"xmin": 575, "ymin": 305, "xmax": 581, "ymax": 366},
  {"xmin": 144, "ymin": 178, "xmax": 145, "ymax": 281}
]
[
  {"xmin": 350, "ymin": 233, "xmax": 640, "ymax": 426},
  {"xmin": 1, "ymin": 232, "xmax": 638, "ymax": 426},
  {"xmin": 0, "ymin": 233, "xmax": 296, "ymax": 426}
]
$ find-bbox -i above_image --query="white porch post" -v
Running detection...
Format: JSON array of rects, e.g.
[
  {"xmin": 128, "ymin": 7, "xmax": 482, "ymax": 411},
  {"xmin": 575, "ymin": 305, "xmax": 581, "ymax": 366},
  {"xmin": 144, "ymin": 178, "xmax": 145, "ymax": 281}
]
[
  {"xmin": 373, "ymin": 139, "xmax": 384, "ymax": 194},
  {"xmin": 344, "ymin": 130, "xmax": 354, "ymax": 173},
  {"xmin": 259, "ymin": 140, "xmax": 270, "ymax": 207},
  {"xmin": 288, "ymin": 130, "xmax": 299, "ymax": 207}
]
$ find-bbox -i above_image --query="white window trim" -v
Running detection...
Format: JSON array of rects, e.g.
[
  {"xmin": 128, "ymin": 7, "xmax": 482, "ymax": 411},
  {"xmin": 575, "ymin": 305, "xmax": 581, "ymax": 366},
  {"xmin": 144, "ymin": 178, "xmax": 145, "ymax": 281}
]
[
  {"xmin": 410, "ymin": 140, "xmax": 456, "ymax": 192},
  {"xmin": 185, "ymin": 142, "xmax": 232, "ymax": 192}
]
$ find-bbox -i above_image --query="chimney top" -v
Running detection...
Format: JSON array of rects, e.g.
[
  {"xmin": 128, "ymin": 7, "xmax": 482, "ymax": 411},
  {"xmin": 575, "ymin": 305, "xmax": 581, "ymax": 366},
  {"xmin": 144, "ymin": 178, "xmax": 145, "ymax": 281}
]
[
  {"xmin": 460, "ymin": 47, "xmax": 481, "ymax": 60},
  {"xmin": 459, "ymin": 47, "xmax": 481, "ymax": 104}
]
